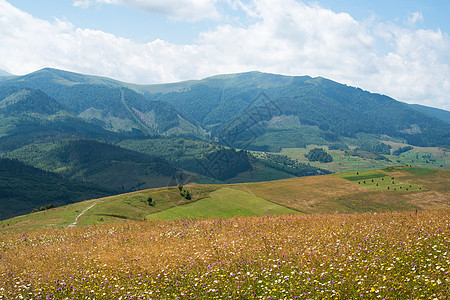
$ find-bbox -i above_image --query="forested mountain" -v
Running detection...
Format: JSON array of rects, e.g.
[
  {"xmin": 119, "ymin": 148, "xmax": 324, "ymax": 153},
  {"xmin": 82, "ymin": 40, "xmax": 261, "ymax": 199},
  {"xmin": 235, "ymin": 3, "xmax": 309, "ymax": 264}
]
[
  {"xmin": 409, "ymin": 104, "xmax": 450, "ymax": 124},
  {"xmin": 0, "ymin": 86, "xmax": 120, "ymax": 152},
  {"xmin": 0, "ymin": 68, "xmax": 204, "ymax": 137},
  {"xmin": 0, "ymin": 158, "xmax": 114, "ymax": 220},
  {"xmin": 140, "ymin": 72, "xmax": 450, "ymax": 149},
  {"xmin": 0, "ymin": 70, "xmax": 14, "ymax": 77},
  {"xmin": 6, "ymin": 139, "xmax": 182, "ymax": 191},
  {"xmin": 2, "ymin": 68, "xmax": 448, "ymax": 149}
]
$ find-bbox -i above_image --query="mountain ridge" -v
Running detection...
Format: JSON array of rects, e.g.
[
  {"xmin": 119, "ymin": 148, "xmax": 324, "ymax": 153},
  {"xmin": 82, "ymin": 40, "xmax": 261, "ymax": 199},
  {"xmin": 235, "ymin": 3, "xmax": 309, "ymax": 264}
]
[{"xmin": 1, "ymin": 68, "xmax": 449, "ymax": 149}]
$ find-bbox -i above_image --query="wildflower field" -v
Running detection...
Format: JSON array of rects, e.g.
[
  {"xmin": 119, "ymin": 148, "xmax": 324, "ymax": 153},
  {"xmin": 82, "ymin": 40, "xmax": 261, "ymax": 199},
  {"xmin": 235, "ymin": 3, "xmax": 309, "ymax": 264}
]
[{"xmin": 1, "ymin": 210, "xmax": 448, "ymax": 299}]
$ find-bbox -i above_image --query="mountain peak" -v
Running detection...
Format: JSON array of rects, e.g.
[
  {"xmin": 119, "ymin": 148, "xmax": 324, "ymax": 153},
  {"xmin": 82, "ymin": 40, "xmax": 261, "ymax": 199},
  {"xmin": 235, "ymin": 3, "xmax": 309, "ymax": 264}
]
[{"xmin": 0, "ymin": 86, "xmax": 67, "ymax": 115}]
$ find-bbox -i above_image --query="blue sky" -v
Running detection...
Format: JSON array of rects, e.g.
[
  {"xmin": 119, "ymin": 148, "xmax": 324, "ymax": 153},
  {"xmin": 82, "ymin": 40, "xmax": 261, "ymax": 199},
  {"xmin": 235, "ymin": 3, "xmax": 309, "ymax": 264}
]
[{"xmin": 1, "ymin": 0, "xmax": 449, "ymax": 109}]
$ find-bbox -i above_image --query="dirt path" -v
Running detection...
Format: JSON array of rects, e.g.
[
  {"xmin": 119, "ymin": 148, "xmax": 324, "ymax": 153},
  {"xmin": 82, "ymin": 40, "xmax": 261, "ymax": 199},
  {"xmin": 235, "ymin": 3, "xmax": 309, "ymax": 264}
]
[{"xmin": 68, "ymin": 201, "xmax": 100, "ymax": 228}]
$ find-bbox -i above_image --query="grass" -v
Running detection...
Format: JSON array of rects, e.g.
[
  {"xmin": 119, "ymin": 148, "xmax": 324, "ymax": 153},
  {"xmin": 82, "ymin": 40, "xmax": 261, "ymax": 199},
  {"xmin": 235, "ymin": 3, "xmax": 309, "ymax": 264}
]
[
  {"xmin": 146, "ymin": 187, "xmax": 297, "ymax": 220},
  {"xmin": 0, "ymin": 210, "xmax": 448, "ymax": 299},
  {"xmin": 335, "ymin": 170, "xmax": 422, "ymax": 192},
  {"xmin": 1, "ymin": 167, "xmax": 448, "ymax": 233},
  {"xmin": 280, "ymin": 146, "xmax": 393, "ymax": 173},
  {"xmin": 0, "ymin": 199, "xmax": 100, "ymax": 232},
  {"xmin": 279, "ymin": 144, "xmax": 449, "ymax": 173},
  {"xmin": 383, "ymin": 166, "xmax": 437, "ymax": 176},
  {"xmin": 235, "ymin": 174, "xmax": 369, "ymax": 214}
]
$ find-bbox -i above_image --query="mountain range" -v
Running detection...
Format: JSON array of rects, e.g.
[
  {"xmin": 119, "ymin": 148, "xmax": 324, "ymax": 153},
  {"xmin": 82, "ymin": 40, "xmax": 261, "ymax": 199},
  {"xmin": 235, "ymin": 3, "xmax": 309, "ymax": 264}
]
[{"xmin": 0, "ymin": 68, "xmax": 449, "ymax": 219}]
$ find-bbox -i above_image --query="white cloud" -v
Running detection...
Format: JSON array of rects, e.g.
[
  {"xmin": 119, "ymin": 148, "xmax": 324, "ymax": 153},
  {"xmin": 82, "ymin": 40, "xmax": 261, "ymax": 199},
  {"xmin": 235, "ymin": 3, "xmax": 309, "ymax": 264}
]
[
  {"xmin": 73, "ymin": 0, "xmax": 219, "ymax": 21},
  {"xmin": 407, "ymin": 11, "xmax": 424, "ymax": 26},
  {"xmin": 0, "ymin": 0, "xmax": 449, "ymax": 110},
  {"xmin": 371, "ymin": 25, "xmax": 450, "ymax": 109}
]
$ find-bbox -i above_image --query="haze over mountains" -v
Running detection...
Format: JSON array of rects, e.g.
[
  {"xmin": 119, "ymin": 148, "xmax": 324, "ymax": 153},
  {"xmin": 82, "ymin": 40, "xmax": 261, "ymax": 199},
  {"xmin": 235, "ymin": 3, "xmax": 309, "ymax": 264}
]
[{"xmin": 0, "ymin": 68, "xmax": 449, "ymax": 219}]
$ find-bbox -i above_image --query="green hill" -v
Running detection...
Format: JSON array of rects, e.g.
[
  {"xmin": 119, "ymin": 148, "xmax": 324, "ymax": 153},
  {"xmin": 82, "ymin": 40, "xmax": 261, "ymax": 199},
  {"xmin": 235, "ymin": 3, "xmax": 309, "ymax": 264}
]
[
  {"xmin": 2, "ymin": 69, "xmax": 449, "ymax": 150},
  {"xmin": 0, "ymin": 158, "xmax": 114, "ymax": 220},
  {"xmin": 6, "ymin": 139, "xmax": 182, "ymax": 191},
  {"xmin": 0, "ymin": 69, "xmax": 205, "ymax": 137},
  {"xmin": 0, "ymin": 69, "xmax": 449, "ymax": 222},
  {"xmin": 147, "ymin": 187, "xmax": 297, "ymax": 220},
  {"xmin": 1, "ymin": 166, "xmax": 447, "ymax": 232}
]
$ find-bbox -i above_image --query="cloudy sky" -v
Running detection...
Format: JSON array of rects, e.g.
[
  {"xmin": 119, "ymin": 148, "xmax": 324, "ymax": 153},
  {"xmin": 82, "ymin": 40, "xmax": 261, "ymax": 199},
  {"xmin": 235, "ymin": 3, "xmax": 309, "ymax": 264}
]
[{"xmin": 1, "ymin": 0, "xmax": 449, "ymax": 110}]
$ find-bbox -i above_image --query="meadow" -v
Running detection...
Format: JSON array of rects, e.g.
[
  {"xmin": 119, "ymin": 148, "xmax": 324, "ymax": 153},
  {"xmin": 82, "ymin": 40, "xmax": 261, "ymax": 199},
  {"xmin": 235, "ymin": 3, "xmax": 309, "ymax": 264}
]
[
  {"xmin": 279, "ymin": 144, "xmax": 449, "ymax": 173},
  {"xmin": 0, "ymin": 210, "xmax": 448, "ymax": 299},
  {"xmin": 1, "ymin": 167, "xmax": 448, "ymax": 232}
]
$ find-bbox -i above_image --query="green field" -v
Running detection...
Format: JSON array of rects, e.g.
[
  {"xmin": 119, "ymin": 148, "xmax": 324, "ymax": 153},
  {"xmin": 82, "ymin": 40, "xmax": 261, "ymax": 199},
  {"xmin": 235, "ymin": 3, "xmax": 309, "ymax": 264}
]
[
  {"xmin": 335, "ymin": 170, "xmax": 422, "ymax": 192},
  {"xmin": 278, "ymin": 144, "xmax": 449, "ymax": 174},
  {"xmin": 1, "ymin": 167, "xmax": 448, "ymax": 234},
  {"xmin": 147, "ymin": 187, "xmax": 297, "ymax": 220}
]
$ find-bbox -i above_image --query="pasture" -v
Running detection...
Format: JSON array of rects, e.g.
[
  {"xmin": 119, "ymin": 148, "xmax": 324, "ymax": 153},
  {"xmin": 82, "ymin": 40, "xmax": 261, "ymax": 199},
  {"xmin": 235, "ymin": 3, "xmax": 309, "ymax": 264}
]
[{"xmin": 0, "ymin": 210, "xmax": 448, "ymax": 299}]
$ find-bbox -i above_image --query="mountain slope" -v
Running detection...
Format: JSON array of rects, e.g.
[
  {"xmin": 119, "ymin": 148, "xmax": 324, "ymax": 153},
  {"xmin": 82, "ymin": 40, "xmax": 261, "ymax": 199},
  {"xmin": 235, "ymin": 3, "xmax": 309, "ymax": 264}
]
[
  {"xmin": 140, "ymin": 72, "xmax": 450, "ymax": 149},
  {"xmin": 0, "ymin": 158, "xmax": 114, "ymax": 220},
  {"xmin": 0, "ymin": 69, "xmax": 205, "ymax": 137},
  {"xmin": 2, "ymin": 69, "xmax": 448, "ymax": 149},
  {"xmin": 0, "ymin": 70, "xmax": 14, "ymax": 77},
  {"xmin": 409, "ymin": 104, "xmax": 450, "ymax": 124},
  {"xmin": 0, "ymin": 86, "xmax": 120, "ymax": 151},
  {"xmin": 1, "ymin": 166, "xmax": 448, "ymax": 229},
  {"xmin": 7, "ymin": 139, "xmax": 182, "ymax": 191}
]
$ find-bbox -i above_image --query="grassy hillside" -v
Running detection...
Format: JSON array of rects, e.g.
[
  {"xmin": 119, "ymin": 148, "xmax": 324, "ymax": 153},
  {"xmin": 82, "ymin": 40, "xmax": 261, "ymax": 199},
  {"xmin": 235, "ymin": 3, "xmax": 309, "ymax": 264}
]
[
  {"xmin": 0, "ymin": 166, "xmax": 448, "ymax": 298},
  {"xmin": 147, "ymin": 187, "xmax": 296, "ymax": 220},
  {"xmin": 278, "ymin": 143, "xmax": 449, "ymax": 173},
  {"xmin": 1, "ymin": 166, "xmax": 447, "ymax": 233}
]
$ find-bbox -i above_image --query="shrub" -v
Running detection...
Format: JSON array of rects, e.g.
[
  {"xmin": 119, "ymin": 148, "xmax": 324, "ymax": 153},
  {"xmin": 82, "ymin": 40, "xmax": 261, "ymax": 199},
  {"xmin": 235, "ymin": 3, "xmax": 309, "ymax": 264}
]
[
  {"xmin": 305, "ymin": 148, "xmax": 333, "ymax": 163},
  {"xmin": 181, "ymin": 190, "xmax": 191, "ymax": 200}
]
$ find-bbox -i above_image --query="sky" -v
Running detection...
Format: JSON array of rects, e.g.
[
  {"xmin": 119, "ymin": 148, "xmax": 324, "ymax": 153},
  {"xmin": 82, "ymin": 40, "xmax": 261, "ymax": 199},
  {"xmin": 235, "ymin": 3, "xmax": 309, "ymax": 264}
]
[{"xmin": 0, "ymin": 0, "xmax": 449, "ymax": 110}]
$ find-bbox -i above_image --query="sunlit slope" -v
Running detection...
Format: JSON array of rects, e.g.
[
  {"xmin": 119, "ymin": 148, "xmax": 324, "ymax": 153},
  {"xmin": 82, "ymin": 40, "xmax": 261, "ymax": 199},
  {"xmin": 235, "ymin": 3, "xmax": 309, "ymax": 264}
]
[
  {"xmin": 0, "ymin": 167, "xmax": 448, "ymax": 233},
  {"xmin": 147, "ymin": 187, "xmax": 297, "ymax": 220}
]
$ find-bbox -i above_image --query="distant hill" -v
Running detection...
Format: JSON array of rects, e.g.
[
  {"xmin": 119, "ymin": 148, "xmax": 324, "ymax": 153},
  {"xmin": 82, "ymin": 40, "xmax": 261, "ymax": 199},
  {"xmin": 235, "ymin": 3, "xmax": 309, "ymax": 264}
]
[
  {"xmin": 0, "ymin": 68, "xmax": 448, "ymax": 214},
  {"xmin": 0, "ymin": 158, "xmax": 114, "ymax": 220},
  {"xmin": 7, "ymin": 139, "xmax": 182, "ymax": 191},
  {"xmin": 1, "ymin": 69, "xmax": 448, "ymax": 149},
  {"xmin": 0, "ymin": 86, "xmax": 120, "ymax": 152},
  {"xmin": 139, "ymin": 72, "xmax": 450, "ymax": 149},
  {"xmin": 409, "ymin": 104, "xmax": 450, "ymax": 124},
  {"xmin": 0, "ymin": 68, "xmax": 205, "ymax": 137},
  {"xmin": 0, "ymin": 70, "xmax": 14, "ymax": 77}
]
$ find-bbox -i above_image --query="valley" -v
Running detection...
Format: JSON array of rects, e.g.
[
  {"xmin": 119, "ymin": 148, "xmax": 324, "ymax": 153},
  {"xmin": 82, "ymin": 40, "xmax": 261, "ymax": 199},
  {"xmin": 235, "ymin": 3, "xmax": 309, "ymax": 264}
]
[
  {"xmin": 0, "ymin": 68, "xmax": 448, "ymax": 299},
  {"xmin": 0, "ymin": 68, "xmax": 449, "ymax": 220}
]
